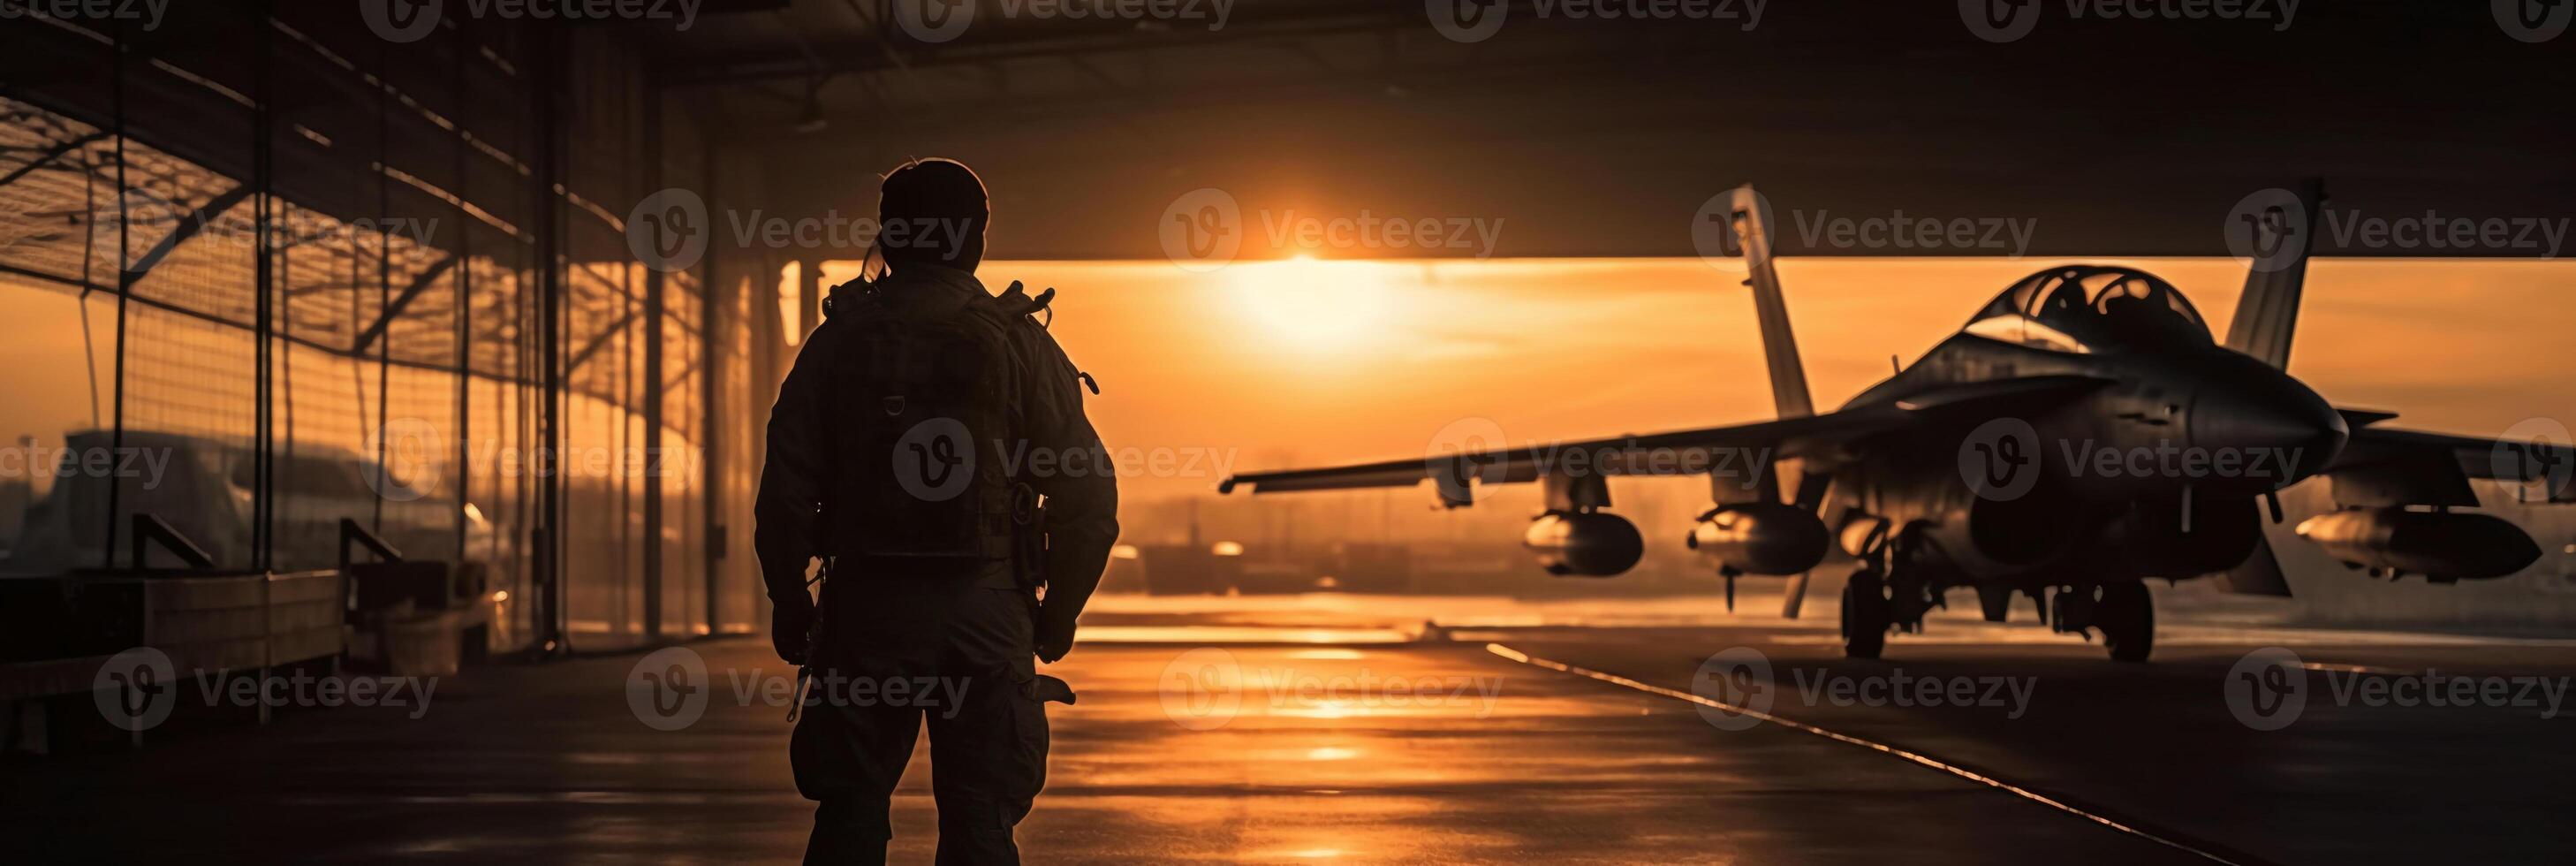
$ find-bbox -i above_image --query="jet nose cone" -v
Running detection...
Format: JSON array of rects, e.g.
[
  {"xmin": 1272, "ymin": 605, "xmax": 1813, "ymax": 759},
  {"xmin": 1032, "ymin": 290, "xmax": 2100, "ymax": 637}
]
[{"xmin": 2189, "ymin": 369, "xmax": 2347, "ymax": 489}]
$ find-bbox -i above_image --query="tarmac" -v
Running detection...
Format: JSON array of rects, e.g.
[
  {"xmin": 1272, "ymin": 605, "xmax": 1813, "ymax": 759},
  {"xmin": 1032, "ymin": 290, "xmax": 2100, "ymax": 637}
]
[{"xmin": 9, "ymin": 594, "xmax": 2575, "ymax": 864}]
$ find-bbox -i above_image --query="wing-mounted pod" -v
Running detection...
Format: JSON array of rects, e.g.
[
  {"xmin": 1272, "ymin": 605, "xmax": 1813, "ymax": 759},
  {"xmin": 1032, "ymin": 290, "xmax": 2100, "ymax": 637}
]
[
  {"xmin": 1686, "ymin": 503, "xmax": 1830, "ymax": 578},
  {"xmin": 2290, "ymin": 417, "xmax": 2566, "ymax": 582},
  {"xmin": 2295, "ymin": 507, "xmax": 2541, "ymax": 582},
  {"xmin": 1522, "ymin": 464, "xmax": 1643, "ymax": 577}
]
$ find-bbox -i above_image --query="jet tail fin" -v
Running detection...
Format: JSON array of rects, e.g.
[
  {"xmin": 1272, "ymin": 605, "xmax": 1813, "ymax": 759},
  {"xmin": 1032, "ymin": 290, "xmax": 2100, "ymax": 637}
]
[
  {"xmin": 2224, "ymin": 179, "xmax": 2326, "ymax": 368},
  {"xmin": 1726, "ymin": 186, "xmax": 1815, "ymax": 419}
]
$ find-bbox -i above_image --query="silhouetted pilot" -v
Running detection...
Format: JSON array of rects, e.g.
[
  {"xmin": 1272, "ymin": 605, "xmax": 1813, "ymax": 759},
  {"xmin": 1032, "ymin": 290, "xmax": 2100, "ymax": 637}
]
[{"xmin": 755, "ymin": 157, "xmax": 1118, "ymax": 865}]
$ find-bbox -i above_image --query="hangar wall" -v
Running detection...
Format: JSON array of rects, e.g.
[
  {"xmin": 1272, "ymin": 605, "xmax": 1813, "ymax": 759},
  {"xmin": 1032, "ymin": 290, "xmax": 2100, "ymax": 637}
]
[{"xmin": 0, "ymin": 4, "xmax": 777, "ymax": 652}]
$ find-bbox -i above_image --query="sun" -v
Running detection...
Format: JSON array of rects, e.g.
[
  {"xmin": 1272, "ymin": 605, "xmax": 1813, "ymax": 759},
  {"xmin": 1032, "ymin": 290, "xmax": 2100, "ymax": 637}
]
[{"xmin": 1223, "ymin": 255, "xmax": 1401, "ymax": 351}]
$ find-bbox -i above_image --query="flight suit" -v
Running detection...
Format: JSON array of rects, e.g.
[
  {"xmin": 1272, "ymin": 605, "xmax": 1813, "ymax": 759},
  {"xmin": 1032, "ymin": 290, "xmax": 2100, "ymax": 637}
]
[{"xmin": 754, "ymin": 263, "xmax": 1119, "ymax": 865}]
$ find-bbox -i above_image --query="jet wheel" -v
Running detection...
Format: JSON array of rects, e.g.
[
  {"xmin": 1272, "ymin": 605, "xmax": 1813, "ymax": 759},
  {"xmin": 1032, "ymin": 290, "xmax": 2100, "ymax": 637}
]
[
  {"xmin": 1841, "ymin": 568, "xmax": 1890, "ymax": 659},
  {"xmin": 2096, "ymin": 581, "xmax": 2154, "ymax": 663}
]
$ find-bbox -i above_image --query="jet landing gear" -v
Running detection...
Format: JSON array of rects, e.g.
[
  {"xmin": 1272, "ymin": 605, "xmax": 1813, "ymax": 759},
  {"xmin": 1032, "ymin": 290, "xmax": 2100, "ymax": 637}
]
[
  {"xmin": 2096, "ymin": 582, "xmax": 2154, "ymax": 662},
  {"xmin": 1841, "ymin": 567, "xmax": 1889, "ymax": 659},
  {"xmin": 2049, "ymin": 582, "xmax": 2155, "ymax": 663}
]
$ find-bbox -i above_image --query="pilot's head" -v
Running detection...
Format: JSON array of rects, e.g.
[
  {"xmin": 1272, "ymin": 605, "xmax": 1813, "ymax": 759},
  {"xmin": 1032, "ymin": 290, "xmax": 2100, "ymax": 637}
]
[{"xmin": 876, "ymin": 157, "xmax": 989, "ymax": 273}]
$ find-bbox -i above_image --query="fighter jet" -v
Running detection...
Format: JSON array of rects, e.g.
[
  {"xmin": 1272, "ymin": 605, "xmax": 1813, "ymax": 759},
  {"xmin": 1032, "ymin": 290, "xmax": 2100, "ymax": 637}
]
[{"xmin": 1218, "ymin": 183, "xmax": 2572, "ymax": 661}]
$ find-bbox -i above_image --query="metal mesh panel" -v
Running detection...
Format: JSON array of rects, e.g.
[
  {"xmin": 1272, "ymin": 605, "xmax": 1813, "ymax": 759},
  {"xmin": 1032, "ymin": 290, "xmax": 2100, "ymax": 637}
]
[{"xmin": 0, "ymin": 8, "xmax": 747, "ymax": 651}]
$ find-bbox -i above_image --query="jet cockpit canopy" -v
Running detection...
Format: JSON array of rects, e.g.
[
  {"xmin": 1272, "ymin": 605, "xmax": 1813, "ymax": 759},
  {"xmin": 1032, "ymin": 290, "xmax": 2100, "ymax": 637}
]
[{"xmin": 1963, "ymin": 265, "xmax": 2210, "ymax": 353}]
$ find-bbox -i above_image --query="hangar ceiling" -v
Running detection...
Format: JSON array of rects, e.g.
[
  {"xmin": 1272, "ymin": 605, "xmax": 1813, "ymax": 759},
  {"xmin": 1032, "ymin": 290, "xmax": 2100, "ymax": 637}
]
[{"xmin": 628, "ymin": 1, "xmax": 2576, "ymax": 260}]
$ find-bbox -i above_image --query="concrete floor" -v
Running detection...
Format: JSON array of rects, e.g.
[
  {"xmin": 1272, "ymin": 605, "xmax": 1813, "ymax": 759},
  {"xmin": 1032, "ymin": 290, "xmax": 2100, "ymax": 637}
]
[{"xmin": 8, "ymin": 612, "xmax": 2574, "ymax": 863}]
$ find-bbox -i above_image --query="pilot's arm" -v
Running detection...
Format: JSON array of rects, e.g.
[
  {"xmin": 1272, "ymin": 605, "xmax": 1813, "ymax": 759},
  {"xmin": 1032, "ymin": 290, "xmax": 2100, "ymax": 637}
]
[
  {"xmin": 754, "ymin": 323, "xmax": 843, "ymax": 663},
  {"xmin": 1017, "ymin": 323, "xmax": 1120, "ymax": 664}
]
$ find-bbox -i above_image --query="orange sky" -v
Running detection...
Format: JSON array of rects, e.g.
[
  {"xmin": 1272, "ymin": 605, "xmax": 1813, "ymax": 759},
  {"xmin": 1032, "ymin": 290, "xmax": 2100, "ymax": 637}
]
[
  {"xmin": 6, "ymin": 258, "xmax": 2571, "ymax": 508},
  {"xmin": 961, "ymin": 257, "xmax": 2576, "ymax": 502}
]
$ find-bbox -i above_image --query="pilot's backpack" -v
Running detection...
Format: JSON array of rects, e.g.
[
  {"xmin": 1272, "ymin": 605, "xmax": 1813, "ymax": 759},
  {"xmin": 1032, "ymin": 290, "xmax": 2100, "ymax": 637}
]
[{"xmin": 819, "ymin": 279, "xmax": 1031, "ymax": 574}]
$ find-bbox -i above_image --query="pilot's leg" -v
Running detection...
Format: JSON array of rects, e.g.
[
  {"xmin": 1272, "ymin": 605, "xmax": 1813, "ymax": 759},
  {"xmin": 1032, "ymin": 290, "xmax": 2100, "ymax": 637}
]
[
  {"xmin": 924, "ymin": 665, "xmax": 1049, "ymax": 865},
  {"xmin": 793, "ymin": 683, "xmax": 925, "ymax": 865}
]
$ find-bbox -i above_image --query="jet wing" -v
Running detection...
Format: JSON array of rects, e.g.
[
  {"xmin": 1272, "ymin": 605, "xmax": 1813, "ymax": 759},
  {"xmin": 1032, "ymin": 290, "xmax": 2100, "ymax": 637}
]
[
  {"xmin": 2321, "ymin": 413, "xmax": 2576, "ymax": 505},
  {"xmin": 1219, "ymin": 375, "xmax": 2113, "ymax": 500}
]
